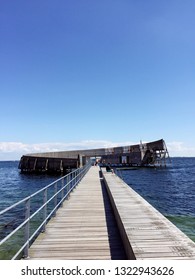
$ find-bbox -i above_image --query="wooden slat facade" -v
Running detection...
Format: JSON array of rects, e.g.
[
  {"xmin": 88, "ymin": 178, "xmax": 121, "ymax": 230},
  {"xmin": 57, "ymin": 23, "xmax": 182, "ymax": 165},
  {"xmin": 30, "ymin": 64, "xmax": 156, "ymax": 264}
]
[{"xmin": 19, "ymin": 139, "xmax": 170, "ymax": 173}]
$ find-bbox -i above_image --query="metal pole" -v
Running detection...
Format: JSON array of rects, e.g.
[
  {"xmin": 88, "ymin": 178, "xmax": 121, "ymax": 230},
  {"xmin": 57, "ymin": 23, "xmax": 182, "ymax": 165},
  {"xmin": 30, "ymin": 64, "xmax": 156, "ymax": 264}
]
[
  {"xmin": 54, "ymin": 182, "xmax": 57, "ymax": 216},
  {"xmin": 73, "ymin": 170, "xmax": 76, "ymax": 188},
  {"xmin": 42, "ymin": 188, "xmax": 47, "ymax": 232},
  {"xmin": 24, "ymin": 198, "xmax": 30, "ymax": 258},
  {"xmin": 76, "ymin": 169, "xmax": 79, "ymax": 184},
  {"xmin": 67, "ymin": 174, "xmax": 70, "ymax": 197},
  {"xmin": 61, "ymin": 178, "xmax": 64, "ymax": 205}
]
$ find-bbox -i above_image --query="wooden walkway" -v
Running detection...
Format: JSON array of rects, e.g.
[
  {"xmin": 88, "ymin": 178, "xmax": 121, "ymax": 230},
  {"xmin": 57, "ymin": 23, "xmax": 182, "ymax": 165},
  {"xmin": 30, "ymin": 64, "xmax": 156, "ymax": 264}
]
[
  {"xmin": 29, "ymin": 166, "xmax": 195, "ymax": 260},
  {"xmin": 29, "ymin": 166, "xmax": 126, "ymax": 259},
  {"xmin": 102, "ymin": 170, "xmax": 195, "ymax": 259}
]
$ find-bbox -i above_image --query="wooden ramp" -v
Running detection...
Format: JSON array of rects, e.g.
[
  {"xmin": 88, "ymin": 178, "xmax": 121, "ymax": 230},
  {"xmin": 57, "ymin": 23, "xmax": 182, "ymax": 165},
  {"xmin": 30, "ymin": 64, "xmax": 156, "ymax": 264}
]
[
  {"xmin": 102, "ymin": 170, "xmax": 195, "ymax": 260},
  {"xmin": 29, "ymin": 166, "xmax": 126, "ymax": 260}
]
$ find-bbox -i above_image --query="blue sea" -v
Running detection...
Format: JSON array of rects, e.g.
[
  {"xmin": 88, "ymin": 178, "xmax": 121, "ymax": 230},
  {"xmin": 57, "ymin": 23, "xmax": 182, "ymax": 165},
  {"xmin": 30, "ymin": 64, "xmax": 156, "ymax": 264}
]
[
  {"xmin": 115, "ymin": 157, "xmax": 195, "ymax": 242},
  {"xmin": 0, "ymin": 158, "xmax": 195, "ymax": 259}
]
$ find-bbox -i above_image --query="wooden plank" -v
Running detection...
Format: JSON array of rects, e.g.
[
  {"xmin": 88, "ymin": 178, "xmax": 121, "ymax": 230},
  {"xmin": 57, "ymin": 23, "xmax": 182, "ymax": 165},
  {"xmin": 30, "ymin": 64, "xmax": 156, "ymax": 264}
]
[
  {"xmin": 102, "ymin": 169, "xmax": 195, "ymax": 259},
  {"xmin": 29, "ymin": 166, "xmax": 126, "ymax": 260},
  {"xmin": 29, "ymin": 165, "xmax": 195, "ymax": 260}
]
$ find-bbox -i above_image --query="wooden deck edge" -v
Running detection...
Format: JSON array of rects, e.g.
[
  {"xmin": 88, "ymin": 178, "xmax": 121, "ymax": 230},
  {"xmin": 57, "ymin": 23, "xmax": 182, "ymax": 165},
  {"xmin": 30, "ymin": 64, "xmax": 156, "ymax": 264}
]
[
  {"xmin": 101, "ymin": 168, "xmax": 195, "ymax": 260},
  {"xmin": 101, "ymin": 170, "xmax": 136, "ymax": 260}
]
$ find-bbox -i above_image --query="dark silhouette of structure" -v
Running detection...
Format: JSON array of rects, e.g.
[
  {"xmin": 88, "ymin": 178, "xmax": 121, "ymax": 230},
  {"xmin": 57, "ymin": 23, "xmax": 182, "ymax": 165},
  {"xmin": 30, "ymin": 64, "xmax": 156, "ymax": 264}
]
[{"xmin": 19, "ymin": 139, "xmax": 170, "ymax": 174}]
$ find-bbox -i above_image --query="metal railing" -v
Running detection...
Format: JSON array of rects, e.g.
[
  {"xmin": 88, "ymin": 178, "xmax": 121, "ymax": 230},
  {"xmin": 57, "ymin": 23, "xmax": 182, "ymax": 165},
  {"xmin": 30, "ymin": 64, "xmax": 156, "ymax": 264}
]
[{"xmin": 0, "ymin": 162, "xmax": 91, "ymax": 260}]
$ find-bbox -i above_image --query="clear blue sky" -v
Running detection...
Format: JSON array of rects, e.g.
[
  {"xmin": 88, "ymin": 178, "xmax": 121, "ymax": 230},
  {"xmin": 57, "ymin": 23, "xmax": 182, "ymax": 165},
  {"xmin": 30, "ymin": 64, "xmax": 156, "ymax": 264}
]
[{"xmin": 0, "ymin": 0, "xmax": 195, "ymax": 159}]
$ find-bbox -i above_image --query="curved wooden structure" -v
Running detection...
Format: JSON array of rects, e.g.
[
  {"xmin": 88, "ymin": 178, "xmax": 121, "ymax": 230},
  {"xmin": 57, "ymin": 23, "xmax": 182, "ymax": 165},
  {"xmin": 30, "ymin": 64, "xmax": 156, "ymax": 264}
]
[
  {"xmin": 18, "ymin": 155, "xmax": 79, "ymax": 174},
  {"xmin": 19, "ymin": 139, "xmax": 170, "ymax": 174}
]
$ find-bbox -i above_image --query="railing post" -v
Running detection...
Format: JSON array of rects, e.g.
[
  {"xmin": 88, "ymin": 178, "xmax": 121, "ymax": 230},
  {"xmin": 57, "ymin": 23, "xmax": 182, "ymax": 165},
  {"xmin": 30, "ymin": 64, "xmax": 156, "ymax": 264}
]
[
  {"xmin": 61, "ymin": 178, "xmax": 64, "ymax": 204},
  {"xmin": 54, "ymin": 182, "xmax": 57, "ymax": 216},
  {"xmin": 67, "ymin": 173, "xmax": 70, "ymax": 198},
  {"xmin": 81, "ymin": 166, "xmax": 84, "ymax": 180},
  {"xmin": 73, "ymin": 170, "xmax": 75, "ymax": 188},
  {"xmin": 24, "ymin": 198, "xmax": 30, "ymax": 258},
  {"xmin": 42, "ymin": 188, "xmax": 47, "ymax": 232},
  {"xmin": 70, "ymin": 173, "xmax": 72, "ymax": 189},
  {"xmin": 79, "ymin": 167, "xmax": 81, "ymax": 182},
  {"xmin": 75, "ymin": 169, "xmax": 78, "ymax": 186}
]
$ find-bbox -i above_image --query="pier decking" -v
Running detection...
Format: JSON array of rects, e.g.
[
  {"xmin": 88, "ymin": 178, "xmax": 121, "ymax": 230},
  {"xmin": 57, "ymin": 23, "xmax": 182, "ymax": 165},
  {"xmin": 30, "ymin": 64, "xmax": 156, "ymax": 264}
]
[
  {"xmin": 28, "ymin": 166, "xmax": 195, "ymax": 260},
  {"xmin": 28, "ymin": 167, "xmax": 126, "ymax": 260},
  {"xmin": 102, "ymin": 170, "xmax": 195, "ymax": 259}
]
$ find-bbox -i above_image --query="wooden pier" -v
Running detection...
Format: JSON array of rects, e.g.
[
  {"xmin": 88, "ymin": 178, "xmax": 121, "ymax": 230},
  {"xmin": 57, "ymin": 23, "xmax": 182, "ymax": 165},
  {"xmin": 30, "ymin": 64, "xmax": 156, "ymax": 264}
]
[
  {"xmin": 28, "ymin": 166, "xmax": 195, "ymax": 260},
  {"xmin": 28, "ymin": 166, "xmax": 126, "ymax": 260},
  {"xmin": 102, "ymin": 170, "xmax": 195, "ymax": 259}
]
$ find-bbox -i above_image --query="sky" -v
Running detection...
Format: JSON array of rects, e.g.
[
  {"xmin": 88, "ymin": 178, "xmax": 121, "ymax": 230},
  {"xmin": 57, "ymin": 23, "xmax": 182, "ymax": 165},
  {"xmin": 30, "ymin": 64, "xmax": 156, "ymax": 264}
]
[{"xmin": 0, "ymin": 0, "xmax": 195, "ymax": 160}]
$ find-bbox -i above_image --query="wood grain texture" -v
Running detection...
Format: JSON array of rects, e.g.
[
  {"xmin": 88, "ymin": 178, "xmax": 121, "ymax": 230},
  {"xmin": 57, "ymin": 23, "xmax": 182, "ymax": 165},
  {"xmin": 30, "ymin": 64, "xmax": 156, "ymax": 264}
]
[
  {"xmin": 103, "ymin": 169, "xmax": 195, "ymax": 259},
  {"xmin": 29, "ymin": 166, "xmax": 126, "ymax": 260}
]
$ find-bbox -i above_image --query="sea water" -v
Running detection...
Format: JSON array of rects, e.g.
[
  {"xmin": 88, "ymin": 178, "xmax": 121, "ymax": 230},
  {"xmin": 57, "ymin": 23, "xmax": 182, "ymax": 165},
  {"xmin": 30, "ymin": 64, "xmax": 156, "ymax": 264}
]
[
  {"xmin": 0, "ymin": 158, "xmax": 194, "ymax": 259},
  {"xmin": 0, "ymin": 161, "xmax": 60, "ymax": 259},
  {"xmin": 115, "ymin": 157, "xmax": 195, "ymax": 242}
]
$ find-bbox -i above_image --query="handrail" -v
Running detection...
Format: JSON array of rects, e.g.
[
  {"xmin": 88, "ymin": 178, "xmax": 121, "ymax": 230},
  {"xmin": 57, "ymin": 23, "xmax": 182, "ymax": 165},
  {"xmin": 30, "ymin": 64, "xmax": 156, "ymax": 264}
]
[{"xmin": 0, "ymin": 162, "xmax": 91, "ymax": 259}]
